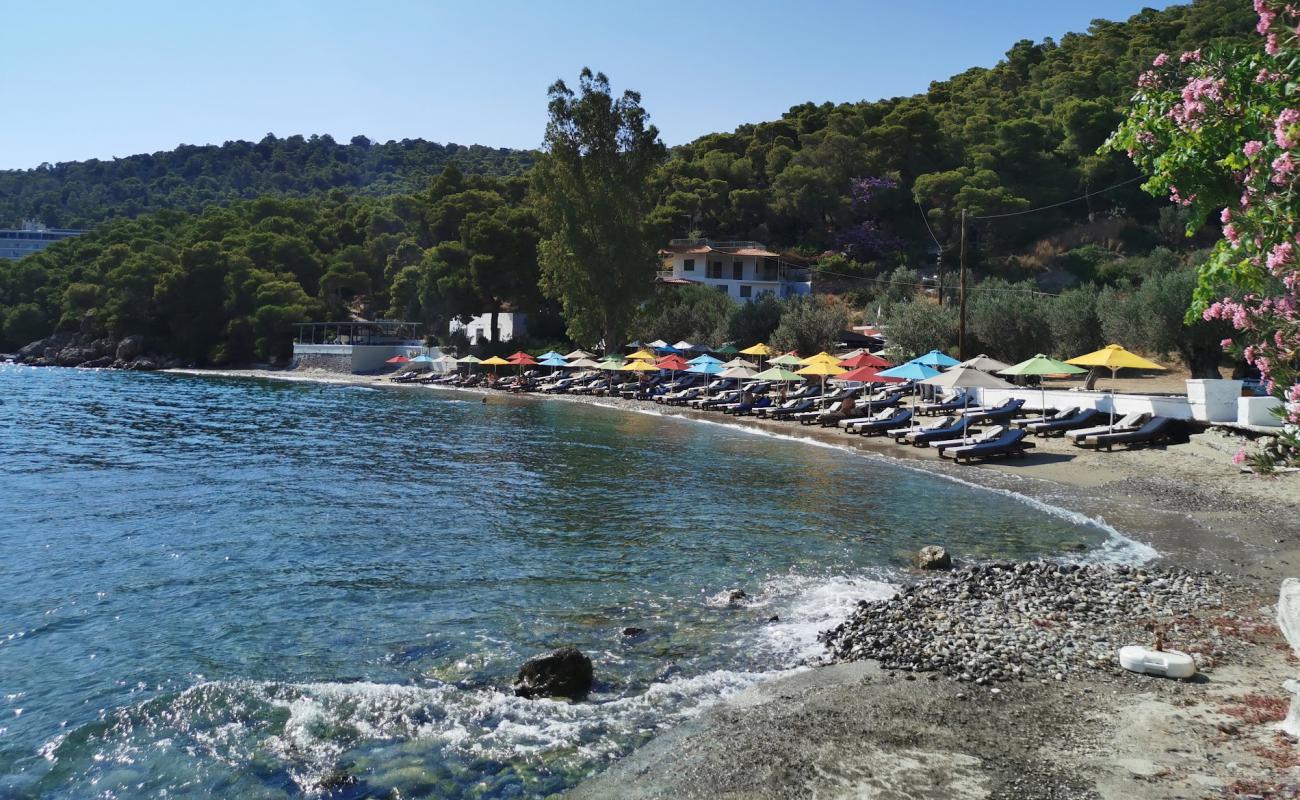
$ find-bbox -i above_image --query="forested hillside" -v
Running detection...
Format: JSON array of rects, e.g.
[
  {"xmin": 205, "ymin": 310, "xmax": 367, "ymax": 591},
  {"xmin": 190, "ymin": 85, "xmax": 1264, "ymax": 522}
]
[
  {"xmin": 0, "ymin": 0, "xmax": 1261, "ymax": 365},
  {"xmin": 0, "ymin": 134, "xmax": 538, "ymax": 229}
]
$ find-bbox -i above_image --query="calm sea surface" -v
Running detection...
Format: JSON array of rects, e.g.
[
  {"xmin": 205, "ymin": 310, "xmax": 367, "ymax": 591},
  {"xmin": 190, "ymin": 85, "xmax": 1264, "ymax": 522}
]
[{"xmin": 0, "ymin": 365, "xmax": 1125, "ymax": 798}]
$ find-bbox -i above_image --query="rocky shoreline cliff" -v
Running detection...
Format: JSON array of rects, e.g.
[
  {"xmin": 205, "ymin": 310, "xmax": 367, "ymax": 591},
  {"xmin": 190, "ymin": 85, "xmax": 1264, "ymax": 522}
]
[{"xmin": 7, "ymin": 333, "xmax": 185, "ymax": 371}]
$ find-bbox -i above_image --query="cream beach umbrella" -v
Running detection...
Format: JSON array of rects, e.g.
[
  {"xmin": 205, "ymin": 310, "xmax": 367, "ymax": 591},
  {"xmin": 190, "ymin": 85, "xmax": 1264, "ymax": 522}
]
[
  {"xmin": 1065, "ymin": 344, "xmax": 1167, "ymax": 429},
  {"xmin": 719, "ymin": 365, "xmax": 759, "ymax": 400},
  {"xmin": 957, "ymin": 354, "xmax": 1013, "ymax": 373},
  {"xmin": 647, "ymin": 339, "xmax": 670, "ymax": 349},
  {"xmin": 566, "ymin": 357, "xmax": 602, "ymax": 370},
  {"xmin": 920, "ymin": 366, "xmax": 1016, "ymax": 443},
  {"xmin": 721, "ymin": 357, "xmax": 758, "ymax": 370},
  {"xmin": 999, "ymin": 354, "xmax": 1087, "ymax": 423},
  {"xmin": 563, "ymin": 348, "xmax": 594, "ymax": 360}
]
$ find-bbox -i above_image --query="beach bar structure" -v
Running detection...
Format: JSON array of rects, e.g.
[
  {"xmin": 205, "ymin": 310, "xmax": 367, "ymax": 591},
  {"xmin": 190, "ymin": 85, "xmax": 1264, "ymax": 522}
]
[{"xmin": 292, "ymin": 320, "xmax": 425, "ymax": 373}]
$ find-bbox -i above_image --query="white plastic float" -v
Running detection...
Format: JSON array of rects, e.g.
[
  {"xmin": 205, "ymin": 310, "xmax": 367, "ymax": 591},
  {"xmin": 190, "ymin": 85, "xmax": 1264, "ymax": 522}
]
[{"xmin": 1118, "ymin": 645, "xmax": 1197, "ymax": 679}]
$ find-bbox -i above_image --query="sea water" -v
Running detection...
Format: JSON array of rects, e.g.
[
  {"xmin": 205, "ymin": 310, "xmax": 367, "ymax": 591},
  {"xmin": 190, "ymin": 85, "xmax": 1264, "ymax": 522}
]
[{"xmin": 0, "ymin": 365, "xmax": 1124, "ymax": 798}]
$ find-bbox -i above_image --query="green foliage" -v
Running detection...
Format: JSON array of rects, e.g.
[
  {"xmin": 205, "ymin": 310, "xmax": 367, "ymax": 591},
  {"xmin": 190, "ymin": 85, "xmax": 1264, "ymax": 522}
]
[
  {"xmin": 632, "ymin": 285, "xmax": 732, "ymax": 347},
  {"xmin": 1097, "ymin": 268, "xmax": 1227, "ymax": 377},
  {"xmin": 0, "ymin": 134, "xmax": 537, "ymax": 228},
  {"xmin": 1045, "ymin": 285, "xmax": 1103, "ymax": 357},
  {"xmin": 534, "ymin": 69, "xmax": 666, "ymax": 348},
  {"xmin": 966, "ymin": 279, "xmax": 1053, "ymax": 362},
  {"xmin": 882, "ymin": 301, "xmax": 959, "ymax": 360},
  {"xmin": 2, "ymin": 303, "xmax": 46, "ymax": 350},
  {"xmin": 769, "ymin": 296, "xmax": 849, "ymax": 354},
  {"xmin": 727, "ymin": 292, "xmax": 784, "ymax": 345}
]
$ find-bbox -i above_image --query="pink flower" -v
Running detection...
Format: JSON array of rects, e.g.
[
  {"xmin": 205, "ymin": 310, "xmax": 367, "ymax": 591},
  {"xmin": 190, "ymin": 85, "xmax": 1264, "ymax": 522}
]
[
  {"xmin": 1274, "ymin": 108, "xmax": 1300, "ymax": 149},
  {"xmin": 1268, "ymin": 241, "xmax": 1295, "ymax": 272},
  {"xmin": 1221, "ymin": 207, "xmax": 1232, "ymax": 224},
  {"xmin": 1267, "ymin": 33, "xmax": 1281, "ymax": 55},
  {"xmin": 1224, "ymin": 223, "xmax": 1242, "ymax": 247},
  {"xmin": 1272, "ymin": 152, "xmax": 1298, "ymax": 184},
  {"xmin": 1244, "ymin": 140, "xmax": 1265, "ymax": 157},
  {"xmin": 1180, "ymin": 49, "xmax": 1201, "ymax": 63},
  {"xmin": 1233, "ymin": 448, "xmax": 1248, "ymax": 466},
  {"xmin": 1153, "ymin": 53, "xmax": 1170, "ymax": 67},
  {"xmin": 1221, "ymin": 338, "xmax": 1236, "ymax": 350}
]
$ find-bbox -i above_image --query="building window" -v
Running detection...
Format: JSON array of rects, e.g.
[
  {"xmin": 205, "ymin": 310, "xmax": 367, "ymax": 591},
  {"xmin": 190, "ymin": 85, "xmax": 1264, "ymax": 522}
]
[
  {"xmin": 716, "ymin": 285, "xmax": 729, "ymax": 295},
  {"xmin": 739, "ymin": 285, "xmax": 752, "ymax": 298},
  {"xmin": 683, "ymin": 258, "xmax": 695, "ymax": 272},
  {"xmin": 733, "ymin": 261, "xmax": 744, "ymax": 280},
  {"xmin": 710, "ymin": 261, "xmax": 723, "ymax": 279}
]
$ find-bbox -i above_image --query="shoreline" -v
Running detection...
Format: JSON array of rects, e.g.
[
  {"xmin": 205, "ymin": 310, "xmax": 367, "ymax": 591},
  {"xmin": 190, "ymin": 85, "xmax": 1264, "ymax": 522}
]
[{"xmin": 162, "ymin": 367, "xmax": 1300, "ymax": 798}]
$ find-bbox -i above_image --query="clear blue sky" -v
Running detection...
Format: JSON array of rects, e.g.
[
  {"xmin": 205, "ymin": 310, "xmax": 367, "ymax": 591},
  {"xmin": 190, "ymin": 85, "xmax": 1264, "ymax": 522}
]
[{"xmin": 1, "ymin": 0, "xmax": 1179, "ymax": 170}]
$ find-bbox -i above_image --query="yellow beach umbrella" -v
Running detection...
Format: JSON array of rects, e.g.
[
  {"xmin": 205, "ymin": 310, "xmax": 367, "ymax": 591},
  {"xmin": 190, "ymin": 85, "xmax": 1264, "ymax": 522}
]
[
  {"xmin": 796, "ymin": 361, "xmax": 846, "ymax": 407},
  {"xmin": 479, "ymin": 356, "xmax": 510, "ymax": 366},
  {"xmin": 799, "ymin": 351, "xmax": 842, "ymax": 367},
  {"xmin": 740, "ymin": 343, "xmax": 773, "ymax": 356},
  {"xmin": 619, "ymin": 359, "xmax": 659, "ymax": 372},
  {"xmin": 1066, "ymin": 344, "xmax": 1166, "ymax": 430},
  {"xmin": 626, "ymin": 349, "xmax": 657, "ymax": 361}
]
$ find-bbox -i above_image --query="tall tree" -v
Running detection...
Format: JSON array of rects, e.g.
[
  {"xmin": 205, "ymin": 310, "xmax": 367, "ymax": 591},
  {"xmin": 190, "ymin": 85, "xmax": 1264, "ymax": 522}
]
[{"xmin": 533, "ymin": 69, "xmax": 665, "ymax": 349}]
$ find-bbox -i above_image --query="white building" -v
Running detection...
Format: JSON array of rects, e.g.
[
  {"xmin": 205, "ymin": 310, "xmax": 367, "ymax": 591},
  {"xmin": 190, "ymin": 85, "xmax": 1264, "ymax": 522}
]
[
  {"xmin": 657, "ymin": 239, "xmax": 811, "ymax": 303},
  {"xmin": 0, "ymin": 220, "xmax": 86, "ymax": 261},
  {"xmin": 449, "ymin": 313, "xmax": 527, "ymax": 344}
]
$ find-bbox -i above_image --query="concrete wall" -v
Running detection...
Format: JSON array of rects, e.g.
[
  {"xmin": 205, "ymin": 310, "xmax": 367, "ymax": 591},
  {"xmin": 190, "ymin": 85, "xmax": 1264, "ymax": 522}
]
[
  {"xmin": 971, "ymin": 387, "xmax": 1195, "ymax": 420},
  {"xmin": 292, "ymin": 343, "xmax": 425, "ymax": 374}
]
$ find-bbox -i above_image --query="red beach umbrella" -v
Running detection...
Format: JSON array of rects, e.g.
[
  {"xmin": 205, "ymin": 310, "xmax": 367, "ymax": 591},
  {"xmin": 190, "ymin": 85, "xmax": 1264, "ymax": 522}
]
[
  {"xmin": 837, "ymin": 365, "xmax": 903, "ymax": 383},
  {"xmin": 509, "ymin": 353, "xmax": 538, "ymax": 365},
  {"xmin": 507, "ymin": 351, "xmax": 532, "ymax": 362},
  {"xmin": 385, "ymin": 355, "xmax": 411, "ymax": 364},
  {"xmin": 840, "ymin": 352, "xmax": 893, "ymax": 369},
  {"xmin": 656, "ymin": 354, "xmax": 690, "ymax": 371}
]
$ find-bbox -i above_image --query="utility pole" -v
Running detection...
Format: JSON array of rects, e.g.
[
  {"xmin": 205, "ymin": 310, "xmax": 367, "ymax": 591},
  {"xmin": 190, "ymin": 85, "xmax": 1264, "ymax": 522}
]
[
  {"xmin": 935, "ymin": 250, "xmax": 944, "ymax": 307},
  {"xmin": 958, "ymin": 209, "xmax": 968, "ymax": 361}
]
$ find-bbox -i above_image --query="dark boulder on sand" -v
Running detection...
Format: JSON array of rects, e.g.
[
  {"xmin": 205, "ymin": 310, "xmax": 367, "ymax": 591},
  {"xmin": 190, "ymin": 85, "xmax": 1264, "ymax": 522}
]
[
  {"xmin": 514, "ymin": 647, "xmax": 594, "ymax": 699},
  {"xmin": 115, "ymin": 335, "xmax": 144, "ymax": 362}
]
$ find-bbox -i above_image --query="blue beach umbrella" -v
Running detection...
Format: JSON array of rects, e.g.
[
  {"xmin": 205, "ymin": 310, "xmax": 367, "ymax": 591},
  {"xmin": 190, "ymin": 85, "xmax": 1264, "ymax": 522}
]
[
  {"xmin": 688, "ymin": 361, "xmax": 724, "ymax": 375},
  {"xmin": 688, "ymin": 354, "xmax": 723, "ymax": 366},
  {"xmin": 408, "ymin": 355, "xmax": 435, "ymax": 363},
  {"xmin": 538, "ymin": 351, "xmax": 565, "ymax": 361},
  {"xmin": 877, "ymin": 361, "xmax": 941, "ymax": 421},
  {"xmin": 907, "ymin": 349, "xmax": 960, "ymax": 369},
  {"xmin": 539, "ymin": 356, "xmax": 569, "ymax": 368}
]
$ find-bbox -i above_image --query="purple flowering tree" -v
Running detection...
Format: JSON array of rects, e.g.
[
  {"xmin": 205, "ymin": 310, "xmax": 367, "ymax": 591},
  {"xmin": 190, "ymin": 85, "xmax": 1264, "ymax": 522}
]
[
  {"xmin": 1107, "ymin": 0, "xmax": 1299, "ymax": 471},
  {"xmin": 835, "ymin": 176, "xmax": 903, "ymax": 261}
]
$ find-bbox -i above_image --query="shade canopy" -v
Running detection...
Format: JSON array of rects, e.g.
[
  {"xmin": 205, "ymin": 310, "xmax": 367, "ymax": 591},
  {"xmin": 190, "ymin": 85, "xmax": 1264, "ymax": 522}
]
[
  {"xmin": 835, "ymin": 365, "xmax": 902, "ymax": 383},
  {"xmin": 672, "ymin": 340, "xmax": 696, "ymax": 351},
  {"xmin": 768, "ymin": 353, "xmax": 804, "ymax": 367},
  {"xmin": 509, "ymin": 354, "xmax": 538, "ymax": 366},
  {"xmin": 626, "ymin": 349, "xmax": 657, "ymax": 361},
  {"xmin": 594, "ymin": 358, "xmax": 624, "ymax": 370},
  {"xmin": 839, "ymin": 351, "xmax": 893, "ymax": 369},
  {"xmin": 799, "ymin": 351, "xmax": 842, "ymax": 367},
  {"xmin": 739, "ymin": 342, "xmax": 773, "ymax": 356},
  {"xmin": 796, "ymin": 362, "xmax": 847, "ymax": 377},
  {"xmin": 539, "ymin": 356, "xmax": 569, "ymax": 367},
  {"xmin": 998, "ymin": 354, "xmax": 1087, "ymax": 377},
  {"xmin": 507, "ymin": 351, "xmax": 531, "ymax": 361},
  {"xmin": 877, "ymin": 362, "xmax": 941, "ymax": 381},
  {"xmin": 1066, "ymin": 344, "xmax": 1167, "ymax": 372},
  {"xmin": 566, "ymin": 357, "xmax": 602, "ymax": 369},
  {"xmin": 625, "ymin": 340, "xmax": 645, "ymax": 349},
  {"xmin": 920, "ymin": 365, "xmax": 1016, "ymax": 390},
  {"xmin": 645, "ymin": 339, "xmax": 669, "ymax": 348},
  {"xmin": 957, "ymin": 354, "xmax": 1012, "ymax": 373},
  {"xmin": 433, "ymin": 354, "xmax": 460, "ymax": 365},
  {"xmin": 688, "ymin": 354, "xmax": 723, "ymax": 365},
  {"xmin": 538, "ymin": 350, "xmax": 565, "ymax": 361},
  {"xmin": 385, "ymin": 355, "xmax": 410, "ymax": 364},
  {"xmin": 721, "ymin": 357, "xmax": 758, "ymax": 369},
  {"xmin": 456, "ymin": 354, "xmax": 483, "ymax": 364},
  {"xmin": 689, "ymin": 361, "xmax": 724, "ymax": 375},
  {"xmin": 619, "ymin": 360, "xmax": 659, "ymax": 372},
  {"xmin": 907, "ymin": 349, "xmax": 961, "ymax": 368},
  {"xmin": 753, "ymin": 367, "xmax": 806, "ymax": 382},
  {"xmin": 656, "ymin": 355, "xmax": 691, "ymax": 371},
  {"xmin": 479, "ymin": 356, "xmax": 511, "ymax": 366},
  {"xmin": 714, "ymin": 344, "xmax": 739, "ymax": 356},
  {"xmin": 718, "ymin": 365, "xmax": 759, "ymax": 380},
  {"xmin": 408, "ymin": 355, "xmax": 435, "ymax": 363},
  {"xmin": 563, "ymin": 349, "xmax": 594, "ymax": 360}
]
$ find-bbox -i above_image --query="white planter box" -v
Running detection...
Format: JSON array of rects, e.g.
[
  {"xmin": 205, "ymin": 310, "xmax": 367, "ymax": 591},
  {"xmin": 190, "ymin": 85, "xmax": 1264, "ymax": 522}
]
[
  {"xmin": 1186, "ymin": 379, "xmax": 1243, "ymax": 422},
  {"xmin": 1238, "ymin": 396, "xmax": 1284, "ymax": 427}
]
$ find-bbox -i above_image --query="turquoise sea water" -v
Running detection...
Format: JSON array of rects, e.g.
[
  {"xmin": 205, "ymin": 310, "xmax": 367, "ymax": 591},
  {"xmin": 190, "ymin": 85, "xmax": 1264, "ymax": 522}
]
[{"xmin": 0, "ymin": 365, "xmax": 1124, "ymax": 798}]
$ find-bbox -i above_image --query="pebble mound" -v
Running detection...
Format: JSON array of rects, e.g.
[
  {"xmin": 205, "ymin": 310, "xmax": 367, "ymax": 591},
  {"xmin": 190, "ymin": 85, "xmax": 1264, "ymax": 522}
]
[{"xmin": 820, "ymin": 562, "xmax": 1220, "ymax": 684}]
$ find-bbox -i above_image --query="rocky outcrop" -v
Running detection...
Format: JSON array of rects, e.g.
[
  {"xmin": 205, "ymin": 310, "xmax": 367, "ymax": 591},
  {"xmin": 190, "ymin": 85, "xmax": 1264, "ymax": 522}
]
[
  {"xmin": 915, "ymin": 546, "xmax": 953, "ymax": 571},
  {"xmin": 13, "ymin": 332, "xmax": 177, "ymax": 371},
  {"xmin": 115, "ymin": 335, "xmax": 143, "ymax": 362},
  {"xmin": 514, "ymin": 647, "xmax": 594, "ymax": 699}
]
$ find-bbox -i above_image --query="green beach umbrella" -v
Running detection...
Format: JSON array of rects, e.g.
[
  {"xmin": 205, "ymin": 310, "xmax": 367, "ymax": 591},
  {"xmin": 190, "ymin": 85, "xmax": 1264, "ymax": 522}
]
[
  {"xmin": 753, "ymin": 366, "xmax": 805, "ymax": 382},
  {"xmin": 715, "ymin": 344, "xmax": 739, "ymax": 356},
  {"xmin": 768, "ymin": 354, "xmax": 803, "ymax": 367},
  {"xmin": 999, "ymin": 354, "xmax": 1088, "ymax": 423}
]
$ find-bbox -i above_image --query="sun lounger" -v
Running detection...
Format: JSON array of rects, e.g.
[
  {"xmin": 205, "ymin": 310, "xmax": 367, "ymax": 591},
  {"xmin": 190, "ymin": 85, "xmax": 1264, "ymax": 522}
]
[
  {"xmin": 795, "ymin": 400, "xmax": 841, "ymax": 424},
  {"xmin": 1014, "ymin": 406, "xmax": 1078, "ymax": 428},
  {"xmin": 933, "ymin": 425, "xmax": 1007, "ymax": 454},
  {"xmin": 939, "ymin": 428, "xmax": 1035, "ymax": 464},
  {"xmin": 919, "ymin": 393, "xmax": 974, "ymax": 415},
  {"xmin": 886, "ymin": 415, "xmax": 956, "ymax": 439},
  {"xmin": 852, "ymin": 408, "xmax": 912, "ymax": 436},
  {"xmin": 904, "ymin": 417, "xmax": 974, "ymax": 446},
  {"xmin": 1076, "ymin": 416, "xmax": 1184, "ymax": 451},
  {"xmin": 1019, "ymin": 408, "xmax": 1103, "ymax": 436},
  {"xmin": 962, "ymin": 398, "xmax": 1026, "ymax": 425},
  {"xmin": 767, "ymin": 398, "xmax": 815, "ymax": 419},
  {"xmin": 1067, "ymin": 412, "xmax": 1151, "ymax": 443},
  {"xmin": 841, "ymin": 407, "xmax": 895, "ymax": 430}
]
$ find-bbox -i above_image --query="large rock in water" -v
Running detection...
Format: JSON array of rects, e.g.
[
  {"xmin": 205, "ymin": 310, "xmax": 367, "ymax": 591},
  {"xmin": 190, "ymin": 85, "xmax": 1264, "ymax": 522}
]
[
  {"xmin": 514, "ymin": 647, "xmax": 593, "ymax": 699},
  {"xmin": 915, "ymin": 545, "xmax": 953, "ymax": 570}
]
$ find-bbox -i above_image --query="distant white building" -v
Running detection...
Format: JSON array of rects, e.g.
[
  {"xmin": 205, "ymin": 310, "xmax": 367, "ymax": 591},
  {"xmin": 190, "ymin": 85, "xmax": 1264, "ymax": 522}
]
[
  {"xmin": 657, "ymin": 239, "xmax": 811, "ymax": 303},
  {"xmin": 449, "ymin": 313, "xmax": 527, "ymax": 344},
  {"xmin": 0, "ymin": 220, "xmax": 86, "ymax": 261}
]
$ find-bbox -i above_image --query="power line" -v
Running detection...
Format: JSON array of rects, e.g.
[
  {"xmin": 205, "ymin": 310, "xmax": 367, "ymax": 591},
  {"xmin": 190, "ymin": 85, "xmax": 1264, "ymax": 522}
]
[
  {"xmin": 811, "ymin": 266, "xmax": 1059, "ymax": 297},
  {"xmin": 971, "ymin": 175, "xmax": 1146, "ymax": 220},
  {"xmin": 916, "ymin": 200, "xmax": 944, "ymax": 250}
]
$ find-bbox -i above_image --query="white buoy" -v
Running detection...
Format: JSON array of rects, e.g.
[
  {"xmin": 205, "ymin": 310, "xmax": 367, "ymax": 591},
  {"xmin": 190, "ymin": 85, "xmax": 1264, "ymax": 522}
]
[{"xmin": 1118, "ymin": 645, "xmax": 1197, "ymax": 679}]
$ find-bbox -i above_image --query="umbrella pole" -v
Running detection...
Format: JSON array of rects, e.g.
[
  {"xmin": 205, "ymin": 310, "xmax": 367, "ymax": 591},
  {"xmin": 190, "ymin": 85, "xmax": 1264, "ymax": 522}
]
[{"xmin": 1109, "ymin": 367, "xmax": 1118, "ymax": 431}]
